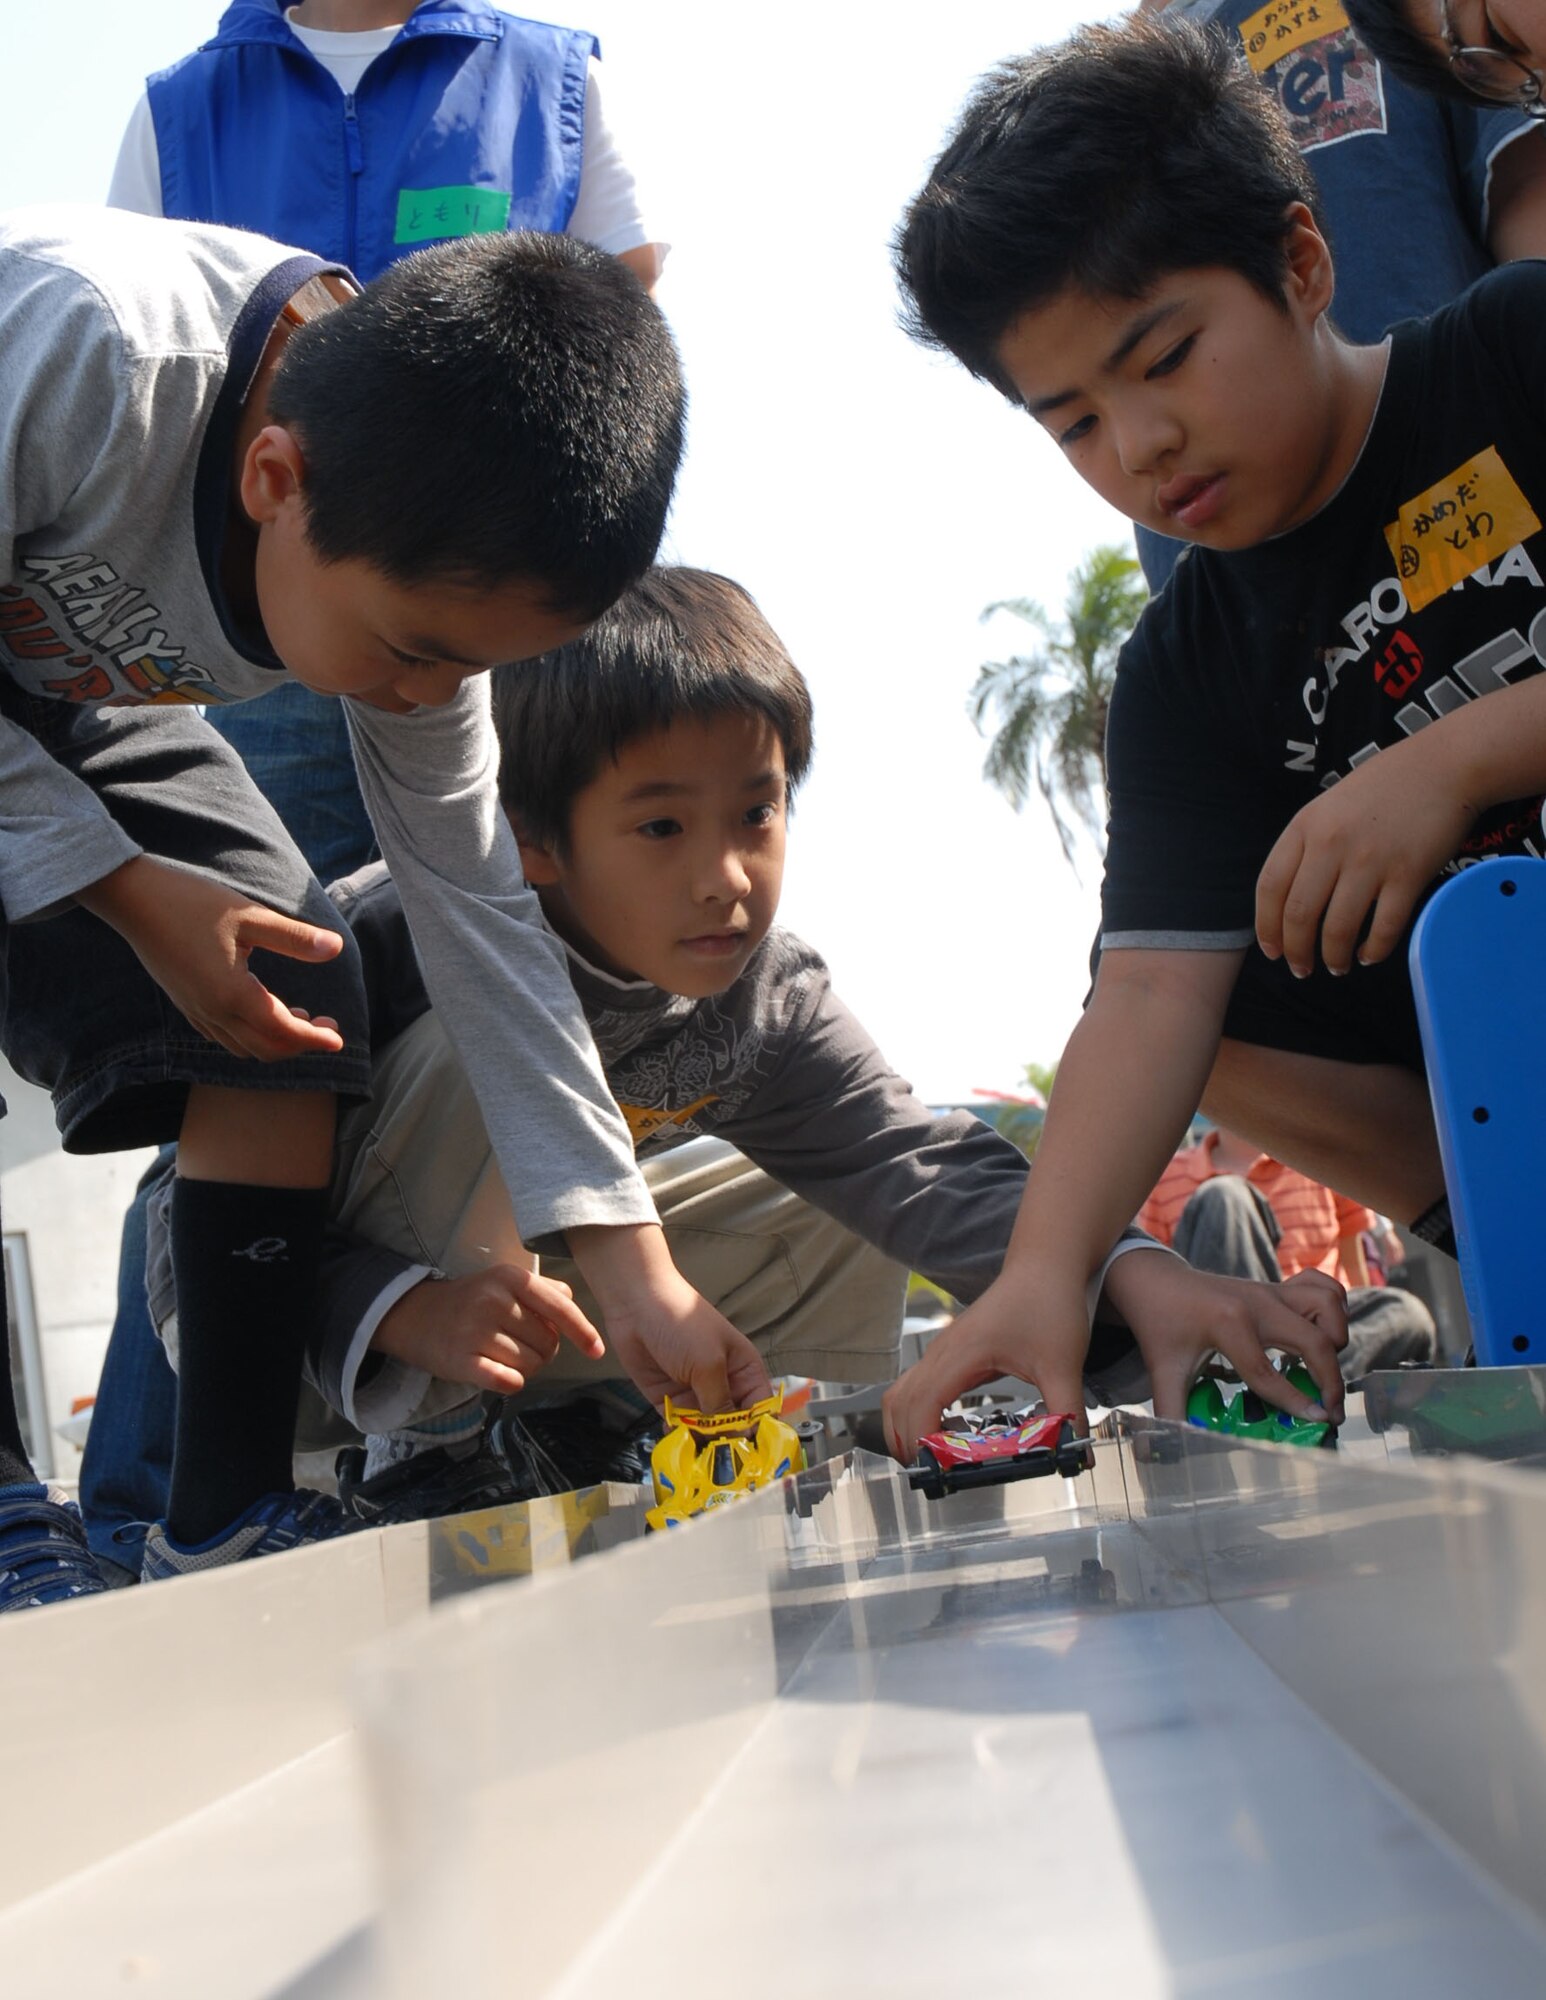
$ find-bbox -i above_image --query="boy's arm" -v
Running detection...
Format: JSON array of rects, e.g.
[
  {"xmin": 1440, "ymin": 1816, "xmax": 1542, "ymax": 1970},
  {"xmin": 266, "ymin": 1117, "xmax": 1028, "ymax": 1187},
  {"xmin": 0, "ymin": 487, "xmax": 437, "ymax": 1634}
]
[
  {"xmin": 312, "ymin": 1232, "xmax": 601, "ymax": 1431},
  {"xmin": 882, "ymin": 945, "xmax": 1345, "ymax": 1460},
  {"xmin": 719, "ymin": 956, "xmax": 1039, "ymax": 1304},
  {"xmin": 343, "ymin": 688, "xmax": 651, "ymax": 1239},
  {"xmin": 0, "ymin": 253, "xmax": 153, "ymax": 920},
  {"xmin": 0, "ymin": 719, "xmax": 141, "ymax": 921},
  {"xmin": 1257, "ymin": 671, "xmax": 1546, "ymax": 977}
]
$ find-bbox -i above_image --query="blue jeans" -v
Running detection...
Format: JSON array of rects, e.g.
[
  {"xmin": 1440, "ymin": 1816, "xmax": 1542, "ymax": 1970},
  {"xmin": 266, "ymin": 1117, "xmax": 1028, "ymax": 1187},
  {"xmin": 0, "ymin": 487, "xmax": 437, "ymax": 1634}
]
[
  {"xmin": 78, "ymin": 686, "xmax": 376, "ymax": 1569},
  {"xmin": 78, "ymin": 1156, "xmax": 177, "ymax": 1572},
  {"xmin": 206, "ymin": 683, "xmax": 375, "ymax": 888}
]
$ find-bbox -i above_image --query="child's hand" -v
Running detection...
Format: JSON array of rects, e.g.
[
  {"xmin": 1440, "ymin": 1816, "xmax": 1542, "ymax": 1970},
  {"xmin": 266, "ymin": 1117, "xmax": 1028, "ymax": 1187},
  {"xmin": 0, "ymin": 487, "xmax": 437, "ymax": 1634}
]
[
  {"xmin": 1255, "ymin": 745, "xmax": 1473, "ymax": 977},
  {"xmin": 605, "ymin": 1273, "xmax": 773, "ymax": 1414},
  {"xmin": 78, "ymin": 855, "xmax": 347, "ymax": 1059},
  {"xmin": 882, "ymin": 1267, "xmax": 1092, "ymax": 1464},
  {"xmin": 564, "ymin": 1222, "xmax": 773, "ymax": 1414},
  {"xmin": 374, "ymin": 1264, "xmax": 604, "ymax": 1396},
  {"xmin": 1102, "ymin": 1251, "xmax": 1347, "ymax": 1426}
]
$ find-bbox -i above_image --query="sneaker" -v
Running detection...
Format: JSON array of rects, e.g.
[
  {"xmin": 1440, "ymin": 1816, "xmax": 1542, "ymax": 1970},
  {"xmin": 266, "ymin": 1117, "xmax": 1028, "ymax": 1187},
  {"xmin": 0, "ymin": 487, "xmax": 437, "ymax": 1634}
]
[
  {"xmin": 0, "ymin": 1482, "xmax": 107, "ymax": 1612},
  {"xmin": 140, "ymin": 1488, "xmax": 359, "ymax": 1582},
  {"xmin": 337, "ymin": 1430, "xmax": 532, "ymax": 1526},
  {"xmin": 499, "ymin": 1385, "xmax": 664, "ymax": 1492},
  {"xmin": 336, "ymin": 1388, "xmax": 666, "ymax": 1526}
]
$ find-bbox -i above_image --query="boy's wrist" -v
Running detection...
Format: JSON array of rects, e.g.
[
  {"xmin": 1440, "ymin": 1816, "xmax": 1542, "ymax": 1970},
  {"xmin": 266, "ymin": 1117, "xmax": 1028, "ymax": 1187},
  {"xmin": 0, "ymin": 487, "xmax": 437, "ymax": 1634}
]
[
  {"xmin": 563, "ymin": 1220, "xmax": 677, "ymax": 1321},
  {"xmin": 1415, "ymin": 671, "xmax": 1546, "ymax": 816},
  {"xmin": 74, "ymin": 852, "xmax": 153, "ymax": 929}
]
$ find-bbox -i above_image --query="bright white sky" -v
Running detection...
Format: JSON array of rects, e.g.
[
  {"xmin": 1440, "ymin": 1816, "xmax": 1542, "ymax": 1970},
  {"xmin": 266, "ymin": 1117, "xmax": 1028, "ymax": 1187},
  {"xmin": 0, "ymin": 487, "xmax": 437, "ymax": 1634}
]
[{"xmin": 0, "ymin": 0, "xmax": 1131, "ymax": 1101}]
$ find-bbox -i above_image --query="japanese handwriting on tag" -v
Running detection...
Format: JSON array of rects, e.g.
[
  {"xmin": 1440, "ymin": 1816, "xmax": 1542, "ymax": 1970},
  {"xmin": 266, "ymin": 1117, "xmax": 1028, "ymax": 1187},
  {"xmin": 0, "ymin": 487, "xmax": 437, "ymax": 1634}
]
[
  {"xmin": 394, "ymin": 186, "xmax": 512, "ymax": 246},
  {"xmin": 619, "ymin": 1096, "xmax": 719, "ymax": 1146},
  {"xmin": 1239, "ymin": 0, "xmax": 1348, "ymax": 73},
  {"xmin": 1384, "ymin": 446, "xmax": 1542, "ymax": 615}
]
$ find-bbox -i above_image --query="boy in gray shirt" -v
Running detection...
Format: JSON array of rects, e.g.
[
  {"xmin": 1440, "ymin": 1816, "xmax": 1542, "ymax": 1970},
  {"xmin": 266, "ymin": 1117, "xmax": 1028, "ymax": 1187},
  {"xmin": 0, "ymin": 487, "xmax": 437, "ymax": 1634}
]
[
  {"xmin": 0, "ymin": 206, "xmax": 706, "ymax": 1603},
  {"xmin": 156, "ymin": 567, "xmax": 1343, "ymax": 1516}
]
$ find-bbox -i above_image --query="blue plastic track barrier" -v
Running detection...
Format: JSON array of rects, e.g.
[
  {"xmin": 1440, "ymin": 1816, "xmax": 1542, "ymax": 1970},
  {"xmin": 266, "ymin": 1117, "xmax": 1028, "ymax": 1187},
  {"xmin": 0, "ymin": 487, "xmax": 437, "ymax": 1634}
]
[{"xmin": 1411, "ymin": 858, "xmax": 1546, "ymax": 1366}]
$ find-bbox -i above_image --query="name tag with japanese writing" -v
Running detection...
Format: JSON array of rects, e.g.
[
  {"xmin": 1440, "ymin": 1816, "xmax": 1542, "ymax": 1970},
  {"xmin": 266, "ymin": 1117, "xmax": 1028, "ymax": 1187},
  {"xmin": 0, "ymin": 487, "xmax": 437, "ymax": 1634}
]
[
  {"xmin": 1384, "ymin": 446, "xmax": 1542, "ymax": 615},
  {"xmin": 1239, "ymin": 0, "xmax": 1349, "ymax": 74},
  {"xmin": 620, "ymin": 1096, "xmax": 719, "ymax": 1145},
  {"xmin": 394, "ymin": 186, "xmax": 512, "ymax": 246}
]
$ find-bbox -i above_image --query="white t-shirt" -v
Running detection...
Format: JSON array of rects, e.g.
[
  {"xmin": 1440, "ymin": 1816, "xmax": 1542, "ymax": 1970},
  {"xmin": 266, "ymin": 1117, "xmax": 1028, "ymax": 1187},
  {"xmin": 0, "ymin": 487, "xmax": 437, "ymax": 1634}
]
[{"xmin": 107, "ymin": 14, "xmax": 660, "ymax": 259}]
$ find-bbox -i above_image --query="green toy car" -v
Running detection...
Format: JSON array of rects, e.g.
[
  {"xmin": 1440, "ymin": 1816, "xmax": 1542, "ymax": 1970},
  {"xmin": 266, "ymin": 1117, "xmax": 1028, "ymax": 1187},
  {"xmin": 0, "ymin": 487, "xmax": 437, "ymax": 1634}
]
[{"xmin": 1186, "ymin": 1364, "xmax": 1335, "ymax": 1449}]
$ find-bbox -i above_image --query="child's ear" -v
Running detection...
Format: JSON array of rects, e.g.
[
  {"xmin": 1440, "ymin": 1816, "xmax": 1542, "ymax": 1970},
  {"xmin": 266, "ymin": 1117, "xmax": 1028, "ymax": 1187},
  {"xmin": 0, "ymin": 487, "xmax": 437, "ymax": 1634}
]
[
  {"xmin": 513, "ymin": 823, "xmax": 562, "ymax": 885},
  {"xmin": 1280, "ymin": 201, "xmax": 1336, "ymax": 323},
  {"xmin": 239, "ymin": 425, "xmax": 308, "ymax": 525}
]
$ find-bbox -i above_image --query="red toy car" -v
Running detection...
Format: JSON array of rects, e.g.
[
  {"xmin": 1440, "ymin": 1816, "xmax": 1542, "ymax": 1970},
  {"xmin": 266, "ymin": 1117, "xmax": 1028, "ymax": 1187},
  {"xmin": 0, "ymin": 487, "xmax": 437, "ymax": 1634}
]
[{"xmin": 909, "ymin": 1408, "xmax": 1090, "ymax": 1499}]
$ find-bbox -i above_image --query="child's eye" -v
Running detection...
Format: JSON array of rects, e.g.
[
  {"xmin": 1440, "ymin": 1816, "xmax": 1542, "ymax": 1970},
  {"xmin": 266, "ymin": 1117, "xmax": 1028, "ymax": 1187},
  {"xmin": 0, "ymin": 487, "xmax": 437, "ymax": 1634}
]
[
  {"xmin": 1146, "ymin": 333, "xmax": 1197, "ymax": 380},
  {"xmin": 387, "ymin": 646, "xmax": 439, "ymax": 671},
  {"xmin": 1057, "ymin": 413, "xmax": 1096, "ymax": 448},
  {"xmin": 744, "ymin": 802, "xmax": 780, "ymax": 827},
  {"xmin": 637, "ymin": 817, "xmax": 681, "ymax": 840}
]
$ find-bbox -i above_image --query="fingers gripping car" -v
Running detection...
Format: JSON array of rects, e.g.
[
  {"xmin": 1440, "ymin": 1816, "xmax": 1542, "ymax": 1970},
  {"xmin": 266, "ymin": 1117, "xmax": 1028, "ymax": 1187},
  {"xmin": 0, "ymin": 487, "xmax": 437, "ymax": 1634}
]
[
  {"xmin": 646, "ymin": 1391, "xmax": 806, "ymax": 1530},
  {"xmin": 1186, "ymin": 1364, "xmax": 1335, "ymax": 1448}
]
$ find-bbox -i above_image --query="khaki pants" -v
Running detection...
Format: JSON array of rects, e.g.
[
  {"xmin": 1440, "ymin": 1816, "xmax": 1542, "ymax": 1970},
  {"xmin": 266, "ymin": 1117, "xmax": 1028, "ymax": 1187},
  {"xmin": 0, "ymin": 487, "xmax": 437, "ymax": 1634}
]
[{"xmin": 332, "ymin": 1011, "xmax": 908, "ymax": 1406}]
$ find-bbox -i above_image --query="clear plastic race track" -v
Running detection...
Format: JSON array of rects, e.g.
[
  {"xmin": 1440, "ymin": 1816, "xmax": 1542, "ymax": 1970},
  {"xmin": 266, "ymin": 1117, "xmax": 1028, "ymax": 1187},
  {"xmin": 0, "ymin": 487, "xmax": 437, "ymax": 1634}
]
[{"xmin": 5, "ymin": 1376, "xmax": 1546, "ymax": 1998}]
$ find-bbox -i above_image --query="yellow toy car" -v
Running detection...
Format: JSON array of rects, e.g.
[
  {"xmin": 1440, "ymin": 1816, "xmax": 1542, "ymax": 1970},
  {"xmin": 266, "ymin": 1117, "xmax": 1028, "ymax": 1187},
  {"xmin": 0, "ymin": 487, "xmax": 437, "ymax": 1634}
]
[{"xmin": 646, "ymin": 1391, "xmax": 806, "ymax": 1530}]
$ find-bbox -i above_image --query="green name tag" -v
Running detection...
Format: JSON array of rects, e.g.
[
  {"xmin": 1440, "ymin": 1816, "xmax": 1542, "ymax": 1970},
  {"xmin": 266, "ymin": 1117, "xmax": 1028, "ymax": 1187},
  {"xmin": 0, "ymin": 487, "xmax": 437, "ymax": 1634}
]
[{"xmin": 394, "ymin": 186, "xmax": 511, "ymax": 245}]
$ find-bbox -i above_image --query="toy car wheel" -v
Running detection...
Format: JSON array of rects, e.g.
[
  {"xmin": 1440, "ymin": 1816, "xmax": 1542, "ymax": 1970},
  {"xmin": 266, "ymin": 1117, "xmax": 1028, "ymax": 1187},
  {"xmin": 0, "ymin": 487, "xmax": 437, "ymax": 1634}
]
[
  {"xmin": 1053, "ymin": 1420, "xmax": 1092, "ymax": 1478},
  {"xmin": 908, "ymin": 1460, "xmax": 947, "ymax": 1501}
]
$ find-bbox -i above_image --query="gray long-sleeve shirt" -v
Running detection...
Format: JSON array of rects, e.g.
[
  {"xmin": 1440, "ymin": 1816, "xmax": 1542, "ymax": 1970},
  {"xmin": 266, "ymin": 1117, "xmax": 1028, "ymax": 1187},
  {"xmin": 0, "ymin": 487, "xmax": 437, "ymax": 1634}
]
[{"xmin": 0, "ymin": 204, "xmax": 649, "ymax": 1240}]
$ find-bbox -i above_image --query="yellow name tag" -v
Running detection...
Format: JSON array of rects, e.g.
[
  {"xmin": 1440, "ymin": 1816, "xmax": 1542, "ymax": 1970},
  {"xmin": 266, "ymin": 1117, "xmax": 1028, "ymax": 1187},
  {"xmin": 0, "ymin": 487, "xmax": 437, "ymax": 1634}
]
[
  {"xmin": 620, "ymin": 1095, "xmax": 719, "ymax": 1145},
  {"xmin": 1384, "ymin": 446, "xmax": 1542, "ymax": 615},
  {"xmin": 1239, "ymin": 0, "xmax": 1349, "ymax": 73}
]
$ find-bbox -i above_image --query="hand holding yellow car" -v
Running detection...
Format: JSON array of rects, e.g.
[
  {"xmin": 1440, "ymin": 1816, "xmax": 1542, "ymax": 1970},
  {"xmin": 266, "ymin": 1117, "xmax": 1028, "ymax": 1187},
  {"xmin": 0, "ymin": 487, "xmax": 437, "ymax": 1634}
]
[{"xmin": 645, "ymin": 1391, "xmax": 806, "ymax": 1531}]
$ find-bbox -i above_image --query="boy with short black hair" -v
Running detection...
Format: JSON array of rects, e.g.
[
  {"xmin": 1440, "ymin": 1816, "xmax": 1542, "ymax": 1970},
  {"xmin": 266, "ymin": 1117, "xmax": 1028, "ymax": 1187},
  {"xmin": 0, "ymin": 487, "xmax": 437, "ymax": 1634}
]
[
  {"xmin": 883, "ymin": 16, "xmax": 1546, "ymax": 1458},
  {"xmin": 146, "ymin": 564, "xmax": 1345, "ymax": 1507},
  {"xmin": 0, "ymin": 206, "xmax": 706, "ymax": 1605}
]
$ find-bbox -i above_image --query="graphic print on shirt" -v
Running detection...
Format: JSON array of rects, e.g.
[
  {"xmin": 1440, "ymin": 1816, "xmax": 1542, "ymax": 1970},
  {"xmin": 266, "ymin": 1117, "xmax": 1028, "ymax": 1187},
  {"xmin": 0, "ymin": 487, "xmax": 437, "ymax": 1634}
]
[
  {"xmin": 1286, "ymin": 535, "xmax": 1546, "ymax": 863},
  {"xmin": 596, "ymin": 994, "xmax": 776, "ymax": 1156},
  {"xmin": 0, "ymin": 556, "xmax": 237, "ymax": 706},
  {"xmin": 1238, "ymin": 1, "xmax": 1387, "ymax": 151}
]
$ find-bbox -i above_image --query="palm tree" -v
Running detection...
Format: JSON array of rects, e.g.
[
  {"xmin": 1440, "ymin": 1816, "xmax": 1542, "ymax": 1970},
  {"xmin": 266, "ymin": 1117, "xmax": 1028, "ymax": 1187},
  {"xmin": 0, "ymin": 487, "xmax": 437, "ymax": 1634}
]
[{"xmin": 970, "ymin": 544, "xmax": 1148, "ymax": 865}]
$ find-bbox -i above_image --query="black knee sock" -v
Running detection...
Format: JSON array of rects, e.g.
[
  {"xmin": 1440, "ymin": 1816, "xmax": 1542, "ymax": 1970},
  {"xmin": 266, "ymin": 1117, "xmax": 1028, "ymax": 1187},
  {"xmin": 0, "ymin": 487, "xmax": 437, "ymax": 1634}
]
[
  {"xmin": 1409, "ymin": 1196, "xmax": 1457, "ymax": 1261},
  {"xmin": 0, "ymin": 1210, "xmax": 36, "ymax": 1488},
  {"xmin": 166, "ymin": 1178, "xmax": 327, "ymax": 1544}
]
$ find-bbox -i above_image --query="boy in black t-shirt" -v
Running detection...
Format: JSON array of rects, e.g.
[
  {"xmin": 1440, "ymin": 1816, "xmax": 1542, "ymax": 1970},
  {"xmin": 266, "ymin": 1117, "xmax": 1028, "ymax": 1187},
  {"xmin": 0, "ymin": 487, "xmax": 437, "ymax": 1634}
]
[{"xmin": 882, "ymin": 15, "xmax": 1546, "ymax": 1457}]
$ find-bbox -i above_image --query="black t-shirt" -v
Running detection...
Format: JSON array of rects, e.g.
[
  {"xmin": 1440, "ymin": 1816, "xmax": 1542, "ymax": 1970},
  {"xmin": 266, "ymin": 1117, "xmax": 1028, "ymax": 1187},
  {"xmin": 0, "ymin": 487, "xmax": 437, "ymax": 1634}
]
[{"xmin": 1103, "ymin": 261, "xmax": 1546, "ymax": 952}]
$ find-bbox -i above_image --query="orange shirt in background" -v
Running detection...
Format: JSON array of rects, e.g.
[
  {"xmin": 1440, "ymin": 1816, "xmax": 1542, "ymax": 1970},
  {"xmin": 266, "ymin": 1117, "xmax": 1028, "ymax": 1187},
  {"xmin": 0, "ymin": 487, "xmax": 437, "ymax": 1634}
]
[{"xmin": 1138, "ymin": 1131, "xmax": 1374, "ymax": 1280}]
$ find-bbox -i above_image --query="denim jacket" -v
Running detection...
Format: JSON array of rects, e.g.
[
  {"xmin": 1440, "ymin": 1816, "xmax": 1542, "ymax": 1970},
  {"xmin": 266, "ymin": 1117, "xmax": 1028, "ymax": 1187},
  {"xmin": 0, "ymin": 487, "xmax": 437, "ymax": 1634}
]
[{"xmin": 147, "ymin": 0, "xmax": 595, "ymax": 280}]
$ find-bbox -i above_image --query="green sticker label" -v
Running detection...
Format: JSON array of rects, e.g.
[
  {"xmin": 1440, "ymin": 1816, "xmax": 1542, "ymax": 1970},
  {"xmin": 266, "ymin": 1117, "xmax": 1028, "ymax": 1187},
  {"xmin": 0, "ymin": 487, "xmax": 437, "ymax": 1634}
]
[{"xmin": 394, "ymin": 186, "xmax": 511, "ymax": 245}]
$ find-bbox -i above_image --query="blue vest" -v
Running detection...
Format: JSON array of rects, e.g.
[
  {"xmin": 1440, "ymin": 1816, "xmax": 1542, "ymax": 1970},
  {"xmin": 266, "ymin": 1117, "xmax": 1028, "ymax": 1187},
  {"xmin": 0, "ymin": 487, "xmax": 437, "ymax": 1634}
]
[{"xmin": 148, "ymin": 0, "xmax": 597, "ymax": 281}]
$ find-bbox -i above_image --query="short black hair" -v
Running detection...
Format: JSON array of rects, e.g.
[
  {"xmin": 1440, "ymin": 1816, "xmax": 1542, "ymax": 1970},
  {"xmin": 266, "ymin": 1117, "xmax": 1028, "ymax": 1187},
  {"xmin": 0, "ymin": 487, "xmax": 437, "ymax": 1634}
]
[
  {"xmin": 1343, "ymin": 0, "xmax": 1483, "ymax": 104},
  {"xmin": 269, "ymin": 233, "xmax": 685, "ymax": 620},
  {"xmin": 896, "ymin": 16, "xmax": 1324, "ymax": 395},
  {"xmin": 491, "ymin": 565, "xmax": 814, "ymax": 851}
]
